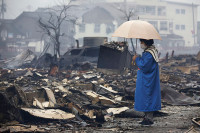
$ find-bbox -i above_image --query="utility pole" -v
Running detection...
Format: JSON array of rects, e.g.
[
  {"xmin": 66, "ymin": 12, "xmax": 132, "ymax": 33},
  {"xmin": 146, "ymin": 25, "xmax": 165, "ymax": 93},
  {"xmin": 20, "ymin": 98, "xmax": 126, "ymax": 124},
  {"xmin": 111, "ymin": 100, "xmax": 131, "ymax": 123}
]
[
  {"xmin": 0, "ymin": 0, "xmax": 6, "ymax": 19},
  {"xmin": 192, "ymin": 3, "xmax": 195, "ymax": 45}
]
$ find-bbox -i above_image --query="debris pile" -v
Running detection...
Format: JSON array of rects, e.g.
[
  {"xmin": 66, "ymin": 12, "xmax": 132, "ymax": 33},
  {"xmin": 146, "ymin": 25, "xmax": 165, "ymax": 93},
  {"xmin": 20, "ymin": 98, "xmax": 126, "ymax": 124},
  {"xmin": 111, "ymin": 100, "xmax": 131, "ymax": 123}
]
[
  {"xmin": 97, "ymin": 41, "xmax": 132, "ymax": 73},
  {"xmin": 0, "ymin": 49, "xmax": 200, "ymax": 132},
  {"xmin": 0, "ymin": 50, "xmax": 37, "ymax": 69},
  {"xmin": 103, "ymin": 41, "xmax": 127, "ymax": 51}
]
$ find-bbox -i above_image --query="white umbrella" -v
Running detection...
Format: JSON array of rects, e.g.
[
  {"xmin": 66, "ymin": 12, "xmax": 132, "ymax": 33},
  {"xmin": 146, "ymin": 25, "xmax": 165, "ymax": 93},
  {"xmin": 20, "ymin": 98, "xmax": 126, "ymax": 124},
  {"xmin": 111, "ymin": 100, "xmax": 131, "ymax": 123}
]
[{"xmin": 112, "ymin": 20, "xmax": 162, "ymax": 40}]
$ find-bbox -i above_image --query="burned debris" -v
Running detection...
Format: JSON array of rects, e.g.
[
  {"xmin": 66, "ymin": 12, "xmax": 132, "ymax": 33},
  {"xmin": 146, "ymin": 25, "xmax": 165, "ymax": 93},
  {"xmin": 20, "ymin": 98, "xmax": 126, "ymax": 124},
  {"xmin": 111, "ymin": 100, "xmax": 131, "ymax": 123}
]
[
  {"xmin": 97, "ymin": 41, "xmax": 132, "ymax": 74},
  {"xmin": 59, "ymin": 46, "xmax": 100, "ymax": 70},
  {"xmin": 0, "ymin": 50, "xmax": 37, "ymax": 69},
  {"xmin": 0, "ymin": 47, "xmax": 200, "ymax": 132}
]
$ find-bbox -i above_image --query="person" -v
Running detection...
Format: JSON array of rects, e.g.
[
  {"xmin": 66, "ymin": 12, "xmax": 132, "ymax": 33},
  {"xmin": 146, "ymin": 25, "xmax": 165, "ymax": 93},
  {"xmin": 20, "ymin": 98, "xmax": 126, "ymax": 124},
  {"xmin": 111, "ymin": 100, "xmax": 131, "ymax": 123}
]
[
  {"xmin": 171, "ymin": 50, "xmax": 174, "ymax": 58},
  {"xmin": 165, "ymin": 52, "xmax": 169, "ymax": 63},
  {"xmin": 132, "ymin": 39, "xmax": 161, "ymax": 125}
]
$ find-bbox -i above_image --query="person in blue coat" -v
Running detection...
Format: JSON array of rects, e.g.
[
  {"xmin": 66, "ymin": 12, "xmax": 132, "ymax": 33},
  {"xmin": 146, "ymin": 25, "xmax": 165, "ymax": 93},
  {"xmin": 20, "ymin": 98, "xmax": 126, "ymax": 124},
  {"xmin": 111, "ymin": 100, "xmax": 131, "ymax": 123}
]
[{"xmin": 132, "ymin": 39, "xmax": 161, "ymax": 125}]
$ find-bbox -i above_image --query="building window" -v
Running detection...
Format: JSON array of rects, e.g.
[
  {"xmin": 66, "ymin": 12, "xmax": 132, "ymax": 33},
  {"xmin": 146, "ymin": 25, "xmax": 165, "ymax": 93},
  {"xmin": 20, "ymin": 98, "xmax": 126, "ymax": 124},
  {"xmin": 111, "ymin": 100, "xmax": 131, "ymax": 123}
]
[
  {"xmin": 157, "ymin": 6, "xmax": 166, "ymax": 16},
  {"xmin": 176, "ymin": 25, "xmax": 180, "ymax": 30},
  {"xmin": 149, "ymin": 21, "xmax": 158, "ymax": 29},
  {"xmin": 160, "ymin": 21, "xmax": 167, "ymax": 31},
  {"xmin": 176, "ymin": 9, "xmax": 180, "ymax": 14},
  {"xmin": 181, "ymin": 9, "xmax": 185, "ymax": 14},
  {"xmin": 94, "ymin": 24, "xmax": 100, "ymax": 33},
  {"xmin": 16, "ymin": 35, "xmax": 22, "ymax": 38},
  {"xmin": 181, "ymin": 25, "xmax": 185, "ymax": 30},
  {"xmin": 8, "ymin": 33, "xmax": 14, "ymax": 38},
  {"xmin": 79, "ymin": 24, "xmax": 85, "ymax": 33},
  {"xmin": 106, "ymin": 24, "xmax": 115, "ymax": 34},
  {"xmin": 146, "ymin": 6, "xmax": 156, "ymax": 15},
  {"xmin": 137, "ymin": 6, "xmax": 155, "ymax": 15},
  {"xmin": 137, "ymin": 6, "xmax": 146, "ymax": 15}
]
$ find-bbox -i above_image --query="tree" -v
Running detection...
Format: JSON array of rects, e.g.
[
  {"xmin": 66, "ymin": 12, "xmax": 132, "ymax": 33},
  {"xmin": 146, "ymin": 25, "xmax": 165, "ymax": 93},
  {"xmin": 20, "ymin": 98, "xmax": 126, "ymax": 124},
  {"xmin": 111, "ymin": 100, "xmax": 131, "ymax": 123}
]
[
  {"xmin": 38, "ymin": 0, "xmax": 76, "ymax": 60},
  {"xmin": 117, "ymin": 2, "xmax": 136, "ymax": 21},
  {"xmin": 114, "ymin": 1, "xmax": 138, "ymax": 53}
]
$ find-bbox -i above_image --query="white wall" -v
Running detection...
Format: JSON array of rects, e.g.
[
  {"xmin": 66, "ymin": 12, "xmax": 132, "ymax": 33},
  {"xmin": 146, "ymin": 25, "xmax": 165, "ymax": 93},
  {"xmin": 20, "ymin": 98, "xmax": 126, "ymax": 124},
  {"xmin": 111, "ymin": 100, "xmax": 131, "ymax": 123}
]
[
  {"xmin": 167, "ymin": 3, "xmax": 198, "ymax": 46},
  {"xmin": 75, "ymin": 23, "xmax": 118, "ymax": 46},
  {"xmin": 28, "ymin": 41, "xmax": 44, "ymax": 52}
]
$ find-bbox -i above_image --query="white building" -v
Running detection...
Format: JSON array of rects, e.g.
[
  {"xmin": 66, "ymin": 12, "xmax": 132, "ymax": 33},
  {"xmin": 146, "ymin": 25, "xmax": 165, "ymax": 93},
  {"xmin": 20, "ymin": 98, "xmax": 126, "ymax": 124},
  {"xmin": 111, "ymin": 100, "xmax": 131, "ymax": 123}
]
[
  {"xmin": 74, "ymin": 6, "xmax": 118, "ymax": 46},
  {"xmin": 74, "ymin": 0, "xmax": 199, "ymax": 48},
  {"xmin": 166, "ymin": 1, "xmax": 198, "ymax": 47}
]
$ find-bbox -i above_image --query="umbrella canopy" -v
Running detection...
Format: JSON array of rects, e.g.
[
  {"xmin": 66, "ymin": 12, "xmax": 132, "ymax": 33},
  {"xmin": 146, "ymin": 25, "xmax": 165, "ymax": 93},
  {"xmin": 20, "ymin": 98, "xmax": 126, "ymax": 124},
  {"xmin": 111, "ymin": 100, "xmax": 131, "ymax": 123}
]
[{"xmin": 112, "ymin": 20, "xmax": 162, "ymax": 40}]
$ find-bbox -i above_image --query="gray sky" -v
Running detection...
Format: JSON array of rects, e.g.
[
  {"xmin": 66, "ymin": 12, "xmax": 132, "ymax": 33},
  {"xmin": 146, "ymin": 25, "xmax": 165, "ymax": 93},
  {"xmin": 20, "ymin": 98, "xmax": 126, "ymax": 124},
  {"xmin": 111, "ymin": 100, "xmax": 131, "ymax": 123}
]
[
  {"xmin": 5, "ymin": 0, "xmax": 65, "ymax": 19},
  {"xmin": 4, "ymin": 0, "xmax": 200, "ymax": 20}
]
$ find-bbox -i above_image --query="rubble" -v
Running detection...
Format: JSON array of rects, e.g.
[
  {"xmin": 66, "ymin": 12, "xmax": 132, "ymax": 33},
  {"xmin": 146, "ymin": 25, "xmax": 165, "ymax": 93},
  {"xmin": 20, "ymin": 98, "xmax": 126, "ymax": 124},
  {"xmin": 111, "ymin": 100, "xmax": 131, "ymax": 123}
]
[
  {"xmin": 21, "ymin": 108, "xmax": 75, "ymax": 119},
  {"xmin": 106, "ymin": 107, "xmax": 129, "ymax": 115},
  {"xmin": 97, "ymin": 41, "xmax": 132, "ymax": 74},
  {"xmin": 0, "ymin": 125, "xmax": 45, "ymax": 132},
  {"xmin": 161, "ymin": 83, "xmax": 200, "ymax": 105},
  {"xmin": 192, "ymin": 118, "xmax": 200, "ymax": 127},
  {"xmin": 0, "ymin": 51, "xmax": 200, "ymax": 132},
  {"xmin": 0, "ymin": 49, "xmax": 37, "ymax": 69},
  {"xmin": 197, "ymin": 51, "xmax": 200, "ymax": 61},
  {"xmin": 35, "ymin": 53, "xmax": 53, "ymax": 69},
  {"xmin": 59, "ymin": 46, "xmax": 100, "ymax": 69},
  {"xmin": 0, "ymin": 85, "xmax": 30, "ymax": 123}
]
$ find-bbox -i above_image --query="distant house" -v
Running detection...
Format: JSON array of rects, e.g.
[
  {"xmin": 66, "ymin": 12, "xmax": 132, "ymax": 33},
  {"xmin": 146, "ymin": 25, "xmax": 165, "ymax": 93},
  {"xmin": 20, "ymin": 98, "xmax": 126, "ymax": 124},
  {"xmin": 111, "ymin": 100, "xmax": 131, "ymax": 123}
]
[
  {"xmin": 13, "ymin": 12, "xmax": 45, "ymax": 53},
  {"xmin": 75, "ymin": 6, "xmax": 118, "ymax": 46},
  {"xmin": 74, "ymin": 0, "xmax": 199, "ymax": 48},
  {"xmin": 0, "ymin": 12, "xmax": 45, "ymax": 58},
  {"xmin": 0, "ymin": 9, "xmax": 77, "ymax": 58},
  {"xmin": 14, "ymin": 12, "xmax": 44, "ymax": 40},
  {"xmin": 0, "ymin": 19, "xmax": 21, "ymax": 42},
  {"xmin": 0, "ymin": 19, "xmax": 37, "ymax": 58}
]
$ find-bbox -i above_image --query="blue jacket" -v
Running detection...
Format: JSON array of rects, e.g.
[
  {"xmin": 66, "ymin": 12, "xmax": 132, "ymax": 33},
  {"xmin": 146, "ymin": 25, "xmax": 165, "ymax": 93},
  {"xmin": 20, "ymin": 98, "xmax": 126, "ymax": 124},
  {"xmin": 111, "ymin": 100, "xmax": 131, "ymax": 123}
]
[{"xmin": 134, "ymin": 52, "xmax": 161, "ymax": 112}]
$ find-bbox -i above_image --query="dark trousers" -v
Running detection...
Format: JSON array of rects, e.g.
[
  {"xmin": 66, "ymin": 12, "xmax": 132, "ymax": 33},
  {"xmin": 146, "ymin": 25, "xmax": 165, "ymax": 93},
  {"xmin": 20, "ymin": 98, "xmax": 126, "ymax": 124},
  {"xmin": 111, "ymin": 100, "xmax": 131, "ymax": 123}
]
[{"xmin": 144, "ymin": 112, "xmax": 154, "ymax": 121}]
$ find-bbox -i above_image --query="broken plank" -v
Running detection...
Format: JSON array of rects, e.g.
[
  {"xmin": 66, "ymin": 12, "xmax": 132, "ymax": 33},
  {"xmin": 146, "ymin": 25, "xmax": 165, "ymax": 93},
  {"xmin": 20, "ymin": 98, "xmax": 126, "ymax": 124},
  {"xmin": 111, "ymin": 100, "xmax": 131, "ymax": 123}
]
[
  {"xmin": 106, "ymin": 107, "xmax": 129, "ymax": 115},
  {"xmin": 86, "ymin": 91, "xmax": 115, "ymax": 105},
  {"xmin": 21, "ymin": 108, "xmax": 75, "ymax": 120}
]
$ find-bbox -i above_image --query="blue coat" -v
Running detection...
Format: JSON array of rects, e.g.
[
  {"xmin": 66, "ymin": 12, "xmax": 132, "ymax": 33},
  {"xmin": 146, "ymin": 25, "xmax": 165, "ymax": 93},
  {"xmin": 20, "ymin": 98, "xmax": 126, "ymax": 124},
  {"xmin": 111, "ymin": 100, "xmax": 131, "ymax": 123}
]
[{"xmin": 134, "ymin": 52, "xmax": 161, "ymax": 112}]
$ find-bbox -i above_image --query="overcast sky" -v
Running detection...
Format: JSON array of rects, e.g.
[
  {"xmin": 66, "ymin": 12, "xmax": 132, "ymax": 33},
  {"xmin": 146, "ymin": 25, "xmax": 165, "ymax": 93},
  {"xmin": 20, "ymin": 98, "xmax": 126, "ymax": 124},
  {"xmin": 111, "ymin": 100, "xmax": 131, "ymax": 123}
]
[
  {"xmin": 4, "ymin": 0, "xmax": 200, "ymax": 20},
  {"xmin": 5, "ymin": 0, "xmax": 65, "ymax": 19}
]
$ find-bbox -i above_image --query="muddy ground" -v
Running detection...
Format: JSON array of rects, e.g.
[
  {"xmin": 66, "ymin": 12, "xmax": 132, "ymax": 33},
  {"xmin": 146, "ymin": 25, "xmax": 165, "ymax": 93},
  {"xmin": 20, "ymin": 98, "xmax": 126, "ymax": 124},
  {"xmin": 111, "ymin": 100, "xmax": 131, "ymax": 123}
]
[
  {"xmin": 56, "ymin": 106, "xmax": 200, "ymax": 133},
  {"xmin": 96, "ymin": 106, "xmax": 200, "ymax": 133},
  {"xmin": 2, "ymin": 105, "xmax": 200, "ymax": 133}
]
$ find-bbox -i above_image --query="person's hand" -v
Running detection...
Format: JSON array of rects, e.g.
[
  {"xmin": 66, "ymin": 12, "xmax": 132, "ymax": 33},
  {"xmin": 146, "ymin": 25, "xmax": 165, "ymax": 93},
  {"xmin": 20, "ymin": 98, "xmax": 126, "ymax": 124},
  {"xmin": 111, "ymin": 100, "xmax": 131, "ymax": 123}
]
[{"xmin": 132, "ymin": 55, "xmax": 138, "ymax": 63}]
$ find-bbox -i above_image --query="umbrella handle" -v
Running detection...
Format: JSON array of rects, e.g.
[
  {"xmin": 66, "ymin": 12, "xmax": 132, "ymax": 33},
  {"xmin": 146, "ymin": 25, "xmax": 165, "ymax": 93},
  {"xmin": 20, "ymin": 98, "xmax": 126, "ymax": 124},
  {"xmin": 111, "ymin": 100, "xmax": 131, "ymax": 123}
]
[
  {"xmin": 132, "ymin": 53, "xmax": 137, "ymax": 65},
  {"xmin": 132, "ymin": 60, "xmax": 136, "ymax": 66}
]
